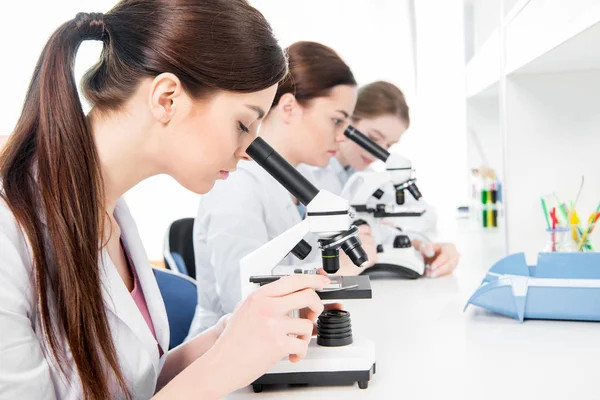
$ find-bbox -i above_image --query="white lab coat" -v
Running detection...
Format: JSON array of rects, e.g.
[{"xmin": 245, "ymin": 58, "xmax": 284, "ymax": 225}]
[
  {"xmin": 188, "ymin": 161, "xmax": 318, "ymax": 338},
  {"xmin": 0, "ymin": 196, "xmax": 169, "ymax": 399},
  {"xmin": 297, "ymin": 158, "xmax": 438, "ymax": 236}
]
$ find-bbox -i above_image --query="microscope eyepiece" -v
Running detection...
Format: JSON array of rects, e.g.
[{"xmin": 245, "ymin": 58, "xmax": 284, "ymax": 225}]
[
  {"xmin": 246, "ymin": 137, "xmax": 319, "ymax": 206},
  {"xmin": 344, "ymin": 126, "xmax": 390, "ymax": 162}
]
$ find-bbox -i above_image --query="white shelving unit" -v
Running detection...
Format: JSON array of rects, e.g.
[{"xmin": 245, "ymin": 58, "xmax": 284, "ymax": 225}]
[
  {"xmin": 464, "ymin": 0, "xmax": 600, "ymax": 255},
  {"xmin": 465, "ymin": 30, "xmax": 501, "ymax": 98},
  {"xmin": 505, "ymin": 0, "xmax": 600, "ymax": 75}
]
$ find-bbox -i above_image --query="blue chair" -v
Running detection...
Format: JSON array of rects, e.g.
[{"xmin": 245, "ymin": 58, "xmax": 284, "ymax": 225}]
[
  {"xmin": 153, "ymin": 268, "xmax": 198, "ymax": 349},
  {"xmin": 163, "ymin": 218, "xmax": 196, "ymax": 279}
]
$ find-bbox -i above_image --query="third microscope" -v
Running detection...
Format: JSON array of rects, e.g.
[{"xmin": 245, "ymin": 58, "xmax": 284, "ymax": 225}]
[{"xmin": 341, "ymin": 125, "xmax": 427, "ymax": 279}]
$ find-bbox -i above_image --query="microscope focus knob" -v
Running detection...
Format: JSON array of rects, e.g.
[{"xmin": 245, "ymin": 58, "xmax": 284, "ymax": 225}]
[
  {"xmin": 393, "ymin": 234, "xmax": 412, "ymax": 249},
  {"xmin": 376, "ymin": 244, "xmax": 384, "ymax": 253}
]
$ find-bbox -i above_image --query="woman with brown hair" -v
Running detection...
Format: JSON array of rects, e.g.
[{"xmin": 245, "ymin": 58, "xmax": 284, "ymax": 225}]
[
  {"xmin": 188, "ymin": 41, "xmax": 376, "ymax": 337},
  {"xmin": 0, "ymin": 2, "xmax": 331, "ymax": 398},
  {"xmin": 299, "ymin": 81, "xmax": 460, "ymax": 278}
]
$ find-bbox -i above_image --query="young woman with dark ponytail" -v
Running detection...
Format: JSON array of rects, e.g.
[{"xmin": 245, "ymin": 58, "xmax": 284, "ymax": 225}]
[{"xmin": 0, "ymin": 2, "xmax": 330, "ymax": 398}]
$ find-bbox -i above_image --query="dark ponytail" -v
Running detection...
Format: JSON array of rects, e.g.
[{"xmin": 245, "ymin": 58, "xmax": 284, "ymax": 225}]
[
  {"xmin": 1, "ymin": 12, "xmax": 129, "ymax": 400},
  {"xmin": 0, "ymin": 1, "xmax": 287, "ymax": 399}
]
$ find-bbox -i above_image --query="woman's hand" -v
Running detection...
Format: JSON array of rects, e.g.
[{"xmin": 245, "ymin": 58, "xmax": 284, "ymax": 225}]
[
  {"xmin": 155, "ymin": 274, "xmax": 330, "ymax": 399},
  {"xmin": 300, "ymin": 268, "xmax": 343, "ymax": 334},
  {"xmin": 208, "ymin": 274, "xmax": 330, "ymax": 391},
  {"xmin": 415, "ymin": 241, "xmax": 460, "ymax": 278},
  {"xmin": 213, "ymin": 313, "xmax": 230, "ymax": 338}
]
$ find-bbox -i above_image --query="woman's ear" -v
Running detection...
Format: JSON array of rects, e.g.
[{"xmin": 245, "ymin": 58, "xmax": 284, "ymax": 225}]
[
  {"xmin": 149, "ymin": 73, "xmax": 184, "ymax": 124},
  {"xmin": 276, "ymin": 93, "xmax": 302, "ymax": 124}
]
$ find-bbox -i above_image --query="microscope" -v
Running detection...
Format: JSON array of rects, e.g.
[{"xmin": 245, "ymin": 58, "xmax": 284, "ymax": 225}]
[
  {"xmin": 240, "ymin": 137, "xmax": 376, "ymax": 393},
  {"xmin": 342, "ymin": 125, "xmax": 426, "ymax": 279}
]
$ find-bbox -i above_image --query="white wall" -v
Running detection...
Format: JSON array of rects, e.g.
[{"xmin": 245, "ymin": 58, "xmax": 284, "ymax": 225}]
[
  {"xmin": 250, "ymin": 0, "xmax": 416, "ymax": 102},
  {"xmin": 0, "ymin": 1, "xmax": 117, "ymax": 135},
  {"xmin": 406, "ymin": 0, "xmax": 468, "ymax": 235},
  {"xmin": 470, "ymin": 0, "xmax": 502, "ymax": 55}
]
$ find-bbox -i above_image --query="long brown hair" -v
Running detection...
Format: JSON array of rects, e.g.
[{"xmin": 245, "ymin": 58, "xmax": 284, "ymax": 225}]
[
  {"xmin": 272, "ymin": 41, "xmax": 356, "ymax": 108},
  {"xmin": 352, "ymin": 81, "xmax": 410, "ymax": 126},
  {"xmin": 0, "ymin": 1, "xmax": 286, "ymax": 399}
]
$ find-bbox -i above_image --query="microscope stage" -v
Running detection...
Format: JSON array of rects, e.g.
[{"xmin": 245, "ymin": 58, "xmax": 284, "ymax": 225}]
[
  {"xmin": 249, "ymin": 275, "xmax": 372, "ymax": 300},
  {"xmin": 353, "ymin": 204, "xmax": 427, "ymax": 218}
]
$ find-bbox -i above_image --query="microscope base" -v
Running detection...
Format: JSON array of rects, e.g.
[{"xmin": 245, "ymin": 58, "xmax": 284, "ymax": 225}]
[
  {"xmin": 251, "ymin": 338, "xmax": 376, "ymax": 392},
  {"xmin": 362, "ymin": 247, "xmax": 425, "ymax": 279}
]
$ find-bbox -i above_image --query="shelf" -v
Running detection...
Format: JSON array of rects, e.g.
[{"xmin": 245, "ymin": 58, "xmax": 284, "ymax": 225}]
[
  {"xmin": 502, "ymin": 70, "xmax": 600, "ymax": 254},
  {"xmin": 465, "ymin": 0, "xmax": 600, "ymax": 98},
  {"xmin": 464, "ymin": 0, "xmax": 528, "ymax": 99},
  {"xmin": 465, "ymin": 28, "xmax": 501, "ymax": 99},
  {"xmin": 511, "ymin": 18, "xmax": 600, "ymax": 75},
  {"xmin": 465, "ymin": 0, "xmax": 600, "ymax": 256},
  {"xmin": 503, "ymin": 0, "xmax": 531, "ymax": 26},
  {"xmin": 466, "ymin": 81, "xmax": 499, "ymax": 101},
  {"xmin": 505, "ymin": 0, "xmax": 600, "ymax": 75}
]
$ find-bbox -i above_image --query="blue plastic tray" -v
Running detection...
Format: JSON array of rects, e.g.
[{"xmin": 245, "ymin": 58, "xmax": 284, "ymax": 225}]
[{"xmin": 465, "ymin": 252, "xmax": 600, "ymax": 322}]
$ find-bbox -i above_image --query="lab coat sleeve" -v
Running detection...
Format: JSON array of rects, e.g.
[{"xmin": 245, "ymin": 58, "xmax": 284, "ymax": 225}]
[
  {"xmin": 199, "ymin": 176, "xmax": 270, "ymax": 314},
  {"xmin": 0, "ymin": 207, "xmax": 57, "ymax": 399}
]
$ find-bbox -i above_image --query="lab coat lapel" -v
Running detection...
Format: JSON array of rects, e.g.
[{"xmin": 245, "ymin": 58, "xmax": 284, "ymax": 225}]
[
  {"xmin": 114, "ymin": 199, "xmax": 170, "ymax": 366},
  {"xmin": 99, "ymin": 247, "xmax": 161, "ymax": 379},
  {"xmin": 99, "ymin": 199, "xmax": 168, "ymax": 379}
]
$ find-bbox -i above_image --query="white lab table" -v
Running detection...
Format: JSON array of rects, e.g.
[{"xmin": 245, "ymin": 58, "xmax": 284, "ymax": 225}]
[{"xmin": 227, "ymin": 222, "xmax": 600, "ymax": 400}]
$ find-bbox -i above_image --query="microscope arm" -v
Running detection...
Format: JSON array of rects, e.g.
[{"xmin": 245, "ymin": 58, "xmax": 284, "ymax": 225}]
[
  {"xmin": 240, "ymin": 219, "xmax": 310, "ymax": 299},
  {"xmin": 343, "ymin": 171, "xmax": 391, "ymax": 205}
]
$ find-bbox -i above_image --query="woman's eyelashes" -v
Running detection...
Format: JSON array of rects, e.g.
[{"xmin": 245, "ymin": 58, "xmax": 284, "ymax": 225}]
[
  {"xmin": 333, "ymin": 118, "xmax": 344, "ymax": 126},
  {"xmin": 238, "ymin": 121, "xmax": 250, "ymax": 134}
]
